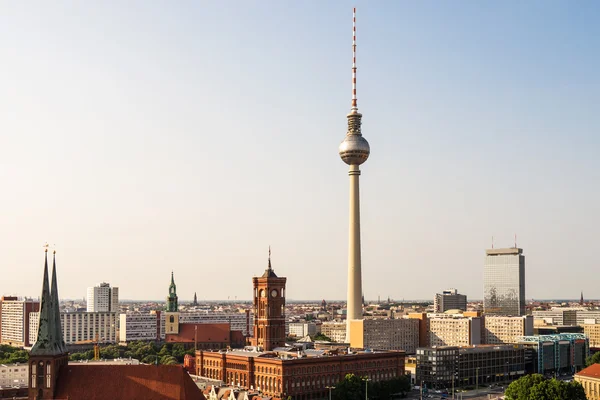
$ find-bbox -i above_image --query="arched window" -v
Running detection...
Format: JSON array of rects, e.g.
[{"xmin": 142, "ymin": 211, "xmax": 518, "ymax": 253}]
[{"xmin": 169, "ymin": 315, "xmax": 174, "ymax": 323}]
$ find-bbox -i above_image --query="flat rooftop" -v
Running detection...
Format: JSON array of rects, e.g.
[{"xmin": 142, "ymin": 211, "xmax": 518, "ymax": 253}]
[{"xmin": 486, "ymin": 247, "xmax": 522, "ymax": 255}]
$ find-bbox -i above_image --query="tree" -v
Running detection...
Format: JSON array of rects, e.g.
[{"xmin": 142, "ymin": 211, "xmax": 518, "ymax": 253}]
[
  {"xmin": 312, "ymin": 333, "xmax": 332, "ymax": 342},
  {"xmin": 586, "ymin": 351, "xmax": 600, "ymax": 367},
  {"xmin": 505, "ymin": 375, "xmax": 585, "ymax": 400},
  {"xmin": 332, "ymin": 374, "xmax": 365, "ymax": 400}
]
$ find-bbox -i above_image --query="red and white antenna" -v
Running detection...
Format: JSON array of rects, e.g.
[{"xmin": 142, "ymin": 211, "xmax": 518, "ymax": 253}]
[{"xmin": 351, "ymin": 7, "xmax": 358, "ymax": 112}]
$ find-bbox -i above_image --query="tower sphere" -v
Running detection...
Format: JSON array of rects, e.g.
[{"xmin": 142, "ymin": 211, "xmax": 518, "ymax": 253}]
[{"xmin": 339, "ymin": 133, "xmax": 370, "ymax": 165}]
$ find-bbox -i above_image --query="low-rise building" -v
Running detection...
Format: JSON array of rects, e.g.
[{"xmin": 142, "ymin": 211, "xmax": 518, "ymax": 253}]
[
  {"xmin": 416, "ymin": 345, "xmax": 526, "ymax": 390},
  {"xmin": 574, "ymin": 363, "xmax": 600, "ymax": 400},
  {"xmin": 584, "ymin": 323, "xmax": 600, "ymax": 349},
  {"xmin": 484, "ymin": 315, "xmax": 533, "ymax": 344},
  {"xmin": 349, "ymin": 318, "xmax": 419, "ymax": 354},
  {"xmin": 197, "ymin": 348, "xmax": 405, "ymax": 399},
  {"xmin": 518, "ymin": 333, "xmax": 589, "ymax": 374},
  {"xmin": 30, "ymin": 311, "xmax": 117, "ymax": 345},
  {"xmin": 532, "ymin": 309, "xmax": 579, "ymax": 326},
  {"xmin": 288, "ymin": 322, "xmax": 319, "ymax": 338},
  {"xmin": 0, "ymin": 363, "xmax": 28, "ymax": 387},
  {"xmin": 321, "ymin": 321, "xmax": 346, "ymax": 343}
]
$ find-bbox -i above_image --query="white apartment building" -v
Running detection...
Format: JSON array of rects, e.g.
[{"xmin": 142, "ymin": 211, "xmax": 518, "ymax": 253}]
[
  {"xmin": 484, "ymin": 315, "xmax": 533, "ymax": 344},
  {"xmin": 429, "ymin": 316, "xmax": 481, "ymax": 347},
  {"xmin": 29, "ymin": 311, "xmax": 117, "ymax": 345},
  {"xmin": 0, "ymin": 363, "xmax": 28, "ymax": 387},
  {"xmin": 349, "ymin": 318, "xmax": 420, "ymax": 354},
  {"xmin": 0, "ymin": 297, "xmax": 39, "ymax": 347},
  {"xmin": 87, "ymin": 283, "xmax": 119, "ymax": 312},
  {"xmin": 288, "ymin": 322, "xmax": 319, "ymax": 338},
  {"xmin": 321, "ymin": 322, "xmax": 347, "ymax": 343},
  {"xmin": 119, "ymin": 313, "xmax": 158, "ymax": 342}
]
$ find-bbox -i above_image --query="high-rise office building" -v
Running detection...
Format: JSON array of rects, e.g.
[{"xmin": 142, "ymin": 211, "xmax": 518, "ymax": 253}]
[
  {"xmin": 433, "ymin": 289, "xmax": 467, "ymax": 313},
  {"xmin": 339, "ymin": 8, "xmax": 371, "ymax": 345},
  {"xmin": 86, "ymin": 282, "xmax": 119, "ymax": 312},
  {"xmin": 483, "ymin": 247, "xmax": 525, "ymax": 316}
]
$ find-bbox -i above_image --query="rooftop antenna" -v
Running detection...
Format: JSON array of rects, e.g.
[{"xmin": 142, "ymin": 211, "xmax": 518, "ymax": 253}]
[
  {"xmin": 491, "ymin": 236, "xmax": 494, "ymax": 249},
  {"xmin": 351, "ymin": 7, "xmax": 358, "ymax": 112},
  {"xmin": 514, "ymin": 234, "xmax": 517, "ymax": 248}
]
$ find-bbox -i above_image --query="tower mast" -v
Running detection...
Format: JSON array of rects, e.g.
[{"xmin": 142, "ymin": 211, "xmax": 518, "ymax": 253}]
[{"xmin": 339, "ymin": 8, "xmax": 370, "ymax": 345}]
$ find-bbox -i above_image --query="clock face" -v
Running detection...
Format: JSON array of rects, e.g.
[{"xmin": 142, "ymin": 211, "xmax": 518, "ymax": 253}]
[
  {"xmin": 260, "ymin": 289, "xmax": 266, "ymax": 298},
  {"xmin": 271, "ymin": 289, "xmax": 278, "ymax": 298}
]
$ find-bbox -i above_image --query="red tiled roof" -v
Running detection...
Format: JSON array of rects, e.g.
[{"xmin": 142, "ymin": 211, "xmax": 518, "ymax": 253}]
[
  {"xmin": 166, "ymin": 323, "xmax": 231, "ymax": 344},
  {"xmin": 577, "ymin": 363, "xmax": 600, "ymax": 379},
  {"xmin": 53, "ymin": 364, "xmax": 206, "ymax": 400}
]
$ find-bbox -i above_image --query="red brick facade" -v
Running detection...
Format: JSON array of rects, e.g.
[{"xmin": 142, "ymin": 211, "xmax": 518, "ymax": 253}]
[{"xmin": 196, "ymin": 350, "xmax": 405, "ymax": 399}]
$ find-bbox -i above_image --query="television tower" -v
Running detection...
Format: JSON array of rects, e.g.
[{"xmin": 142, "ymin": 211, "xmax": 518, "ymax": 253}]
[{"xmin": 339, "ymin": 7, "xmax": 370, "ymax": 344}]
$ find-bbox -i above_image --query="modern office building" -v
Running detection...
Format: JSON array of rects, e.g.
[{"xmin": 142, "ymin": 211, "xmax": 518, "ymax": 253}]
[
  {"xmin": 428, "ymin": 316, "xmax": 481, "ymax": 347},
  {"xmin": 0, "ymin": 296, "xmax": 39, "ymax": 347},
  {"xmin": 29, "ymin": 311, "xmax": 117, "ymax": 345},
  {"xmin": 584, "ymin": 324, "xmax": 600, "ymax": 349},
  {"xmin": 416, "ymin": 345, "xmax": 526, "ymax": 390},
  {"xmin": 349, "ymin": 318, "xmax": 419, "ymax": 353},
  {"xmin": 575, "ymin": 364, "xmax": 600, "ymax": 400},
  {"xmin": 484, "ymin": 315, "xmax": 533, "ymax": 344},
  {"xmin": 483, "ymin": 247, "xmax": 525, "ymax": 316},
  {"xmin": 321, "ymin": 322, "xmax": 347, "ymax": 343},
  {"xmin": 339, "ymin": 8, "xmax": 371, "ymax": 345},
  {"xmin": 86, "ymin": 282, "xmax": 119, "ymax": 312},
  {"xmin": 518, "ymin": 333, "xmax": 589, "ymax": 374},
  {"xmin": 434, "ymin": 289, "xmax": 467, "ymax": 313}
]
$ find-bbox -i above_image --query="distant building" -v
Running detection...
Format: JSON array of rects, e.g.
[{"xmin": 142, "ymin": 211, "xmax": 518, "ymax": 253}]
[
  {"xmin": 165, "ymin": 323, "xmax": 246, "ymax": 350},
  {"xmin": 416, "ymin": 345, "xmax": 526, "ymax": 390},
  {"xmin": 119, "ymin": 312, "xmax": 159, "ymax": 342},
  {"xmin": 0, "ymin": 296, "xmax": 39, "ymax": 347},
  {"xmin": 288, "ymin": 322, "xmax": 319, "ymax": 338},
  {"xmin": 434, "ymin": 289, "xmax": 467, "ymax": 313},
  {"xmin": 86, "ymin": 282, "xmax": 119, "ymax": 313},
  {"xmin": 349, "ymin": 318, "xmax": 419, "ymax": 353},
  {"xmin": 0, "ymin": 362, "xmax": 28, "ymax": 387},
  {"xmin": 483, "ymin": 247, "xmax": 525, "ymax": 316},
  {"xmin": 532, "ymin": 309, "xmax": 579, "ymax": 326},
  {"xmin": 484, "ymin": 315, "xmax": 533, "ymax": 344},
  {"xmin": 575, "ymin": 363, "xmax": 600, "ymax": 400},
  {"xmin": 321, "ymin": 321, "xmax": 347, "ymax": 343},
  {"xmin": 518, "ymin": 333, "xmax": 589, "ymax": 374},
  {"xmin": 428, "ymin": 315, "xmax": 481, "ymax": 347},
  {"xmin": 30, "ymin": 311, "xmax": 117, "ymax": 345},
  {"xmin": 584, "ymin": 324, "xmax": 600, "ymax": 349}
]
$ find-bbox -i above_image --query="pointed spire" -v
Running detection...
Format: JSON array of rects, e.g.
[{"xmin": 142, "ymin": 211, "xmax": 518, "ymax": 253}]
[
  {"xmin": 580, "ymin": 291, "xmax": 584, "ymax": 305},
  {"xmin": 50, "ymin": 250, "xmax": 67, "ymax": 353},
  {"xmin": 31, "ymin": 246, "xmax": 65, "ymax": 356},
  {"xmin": 171, "ymin": 270, "xmax": 175, "ymax": 285},
  {"xmin": 268, "ymin": 246, "xmax": 272, "ymax": 271}
]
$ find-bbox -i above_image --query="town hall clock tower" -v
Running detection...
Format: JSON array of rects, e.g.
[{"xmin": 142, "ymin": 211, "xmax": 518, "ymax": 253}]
[{"xmin": 251, "ymin": 248, "xmax": 286, "ymax": 351}]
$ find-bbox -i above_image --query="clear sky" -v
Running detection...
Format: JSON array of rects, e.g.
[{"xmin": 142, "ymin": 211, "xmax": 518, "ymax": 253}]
[{"xmin": 1, "ymin": 2, "xmax": 598, "ymax": 302}]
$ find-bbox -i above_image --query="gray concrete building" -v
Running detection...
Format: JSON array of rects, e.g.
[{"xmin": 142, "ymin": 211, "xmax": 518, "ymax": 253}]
[{"xmin": 434, "ymin": 289, "xmax": 467, "ymax": 313}]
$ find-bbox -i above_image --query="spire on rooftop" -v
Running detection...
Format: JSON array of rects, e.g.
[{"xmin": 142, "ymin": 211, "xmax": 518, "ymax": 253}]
[
  {"xmin": 50, "ymin": 250, "xmax": 67, "ymax": 353},
  {"xmin": 31, "ymin": 246, "xmax": 66, "ymax": 356}
]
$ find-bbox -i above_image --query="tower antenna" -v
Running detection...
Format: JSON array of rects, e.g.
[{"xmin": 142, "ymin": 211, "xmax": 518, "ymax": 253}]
[
  {"xmin": 351, "ymin": 7, "xmax": 358, "ymax": 112},
  {"xmin": 514, "ymin": 234, "xmax": 517, "ymax": 248},
  {"xmin": 491, "ymin": 236, "xmax": 494, "ymax": 249}
]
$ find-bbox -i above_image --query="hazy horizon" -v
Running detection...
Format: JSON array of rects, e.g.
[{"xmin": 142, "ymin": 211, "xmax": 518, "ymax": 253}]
[{"xmin": 2, "ymin": 2, "xmax": 598, "ymax": 302}]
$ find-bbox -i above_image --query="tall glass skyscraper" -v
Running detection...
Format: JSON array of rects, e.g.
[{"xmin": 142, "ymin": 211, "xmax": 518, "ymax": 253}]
[{"xmin": 483, "ymin": 248, "xmax": 525, "ymax": 316}]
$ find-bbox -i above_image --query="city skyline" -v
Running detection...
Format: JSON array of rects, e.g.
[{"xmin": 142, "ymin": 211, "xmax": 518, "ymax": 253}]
[{"xmin": 2, "ymin": 2, "xmax": 599, "ymax": 301}]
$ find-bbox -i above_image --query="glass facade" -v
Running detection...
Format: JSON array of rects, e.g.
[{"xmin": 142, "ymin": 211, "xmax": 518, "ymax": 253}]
[{"xmin": 483, "ymin": 248, "xmax": 525, "ymax": 316}]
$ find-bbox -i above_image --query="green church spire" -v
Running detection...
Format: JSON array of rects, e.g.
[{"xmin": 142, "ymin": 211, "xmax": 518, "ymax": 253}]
[{"xmin": 166, "ymin": 271, "xmax": 178, "ymax": 312}]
